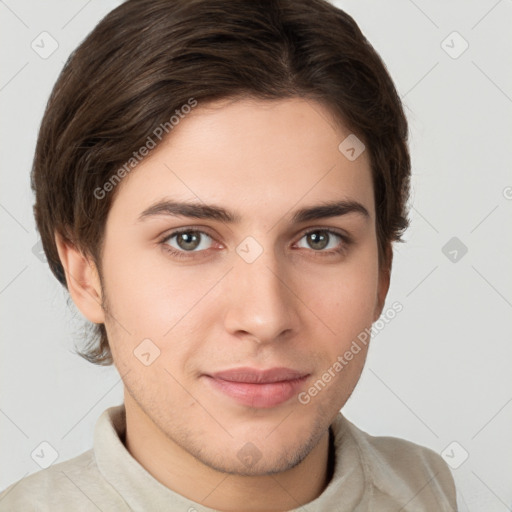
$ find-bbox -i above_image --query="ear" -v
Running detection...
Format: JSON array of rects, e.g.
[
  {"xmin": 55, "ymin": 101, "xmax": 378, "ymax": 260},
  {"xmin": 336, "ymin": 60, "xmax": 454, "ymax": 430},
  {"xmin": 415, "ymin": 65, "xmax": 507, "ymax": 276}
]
[
  {"xmin": 55, "ymin": 232, "xmax": 106, "ymax": 324},
  {"xmin": 373, "ymin": 244, "xmax": 392, "ymax": 322}
]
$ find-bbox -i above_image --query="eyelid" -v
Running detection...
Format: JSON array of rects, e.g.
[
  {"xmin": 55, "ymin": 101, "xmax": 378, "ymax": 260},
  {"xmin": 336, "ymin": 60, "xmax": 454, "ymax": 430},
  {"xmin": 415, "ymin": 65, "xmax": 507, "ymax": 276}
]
[
  {"xmin": 160, "ymin": 226, "xmax": 219, "ymax": 248},
  {"xmin": 160, "ymin": 225, "xmax": 217, "ymax": 241},
  {"xmin": 298, "ymin": 226, "xmax": 352, "ymax": 242},
  {"xmin": 159, "ymin": 225, "xmax": 352, "ymax": 258},
  {"xmin": 159, "ymin": 228, "xmax": 217, "ymax": 261},
  {"xmin": 160, "ymin": 225, "xmax": 351, "ymax": 241}
]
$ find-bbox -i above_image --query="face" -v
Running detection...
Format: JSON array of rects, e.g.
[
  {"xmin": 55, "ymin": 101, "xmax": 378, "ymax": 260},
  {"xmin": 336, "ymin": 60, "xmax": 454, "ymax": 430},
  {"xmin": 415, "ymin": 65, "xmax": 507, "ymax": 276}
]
[{"xmin": 96, "ymin": 97, "xmax": 388, "ymax": 475}]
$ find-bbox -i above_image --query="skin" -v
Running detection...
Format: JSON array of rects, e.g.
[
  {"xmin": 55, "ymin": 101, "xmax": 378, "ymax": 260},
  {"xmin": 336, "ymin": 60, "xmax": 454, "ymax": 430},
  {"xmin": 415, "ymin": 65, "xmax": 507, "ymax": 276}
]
[{"xmin": 56, "ymin": 97, "xmax": 391, "ymax": 512}]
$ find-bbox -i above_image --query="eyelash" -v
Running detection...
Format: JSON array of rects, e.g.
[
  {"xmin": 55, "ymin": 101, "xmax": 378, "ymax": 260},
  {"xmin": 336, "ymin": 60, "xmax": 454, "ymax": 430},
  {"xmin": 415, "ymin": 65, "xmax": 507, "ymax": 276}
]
[{"xmin": 159, "ymin": 227, "xmax": 352, "ymax": 261}]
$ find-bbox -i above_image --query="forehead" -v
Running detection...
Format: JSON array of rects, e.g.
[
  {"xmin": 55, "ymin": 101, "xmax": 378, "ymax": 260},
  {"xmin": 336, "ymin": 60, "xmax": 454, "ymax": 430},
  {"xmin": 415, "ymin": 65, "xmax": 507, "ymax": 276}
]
[{"xmin": 108, "ymin": 97, "xmax": 375, "ymax": 225}]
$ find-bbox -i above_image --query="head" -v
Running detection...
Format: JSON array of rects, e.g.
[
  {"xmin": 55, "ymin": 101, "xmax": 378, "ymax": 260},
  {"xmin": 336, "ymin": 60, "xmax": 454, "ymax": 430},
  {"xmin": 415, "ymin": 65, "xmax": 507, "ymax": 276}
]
[{"xmin": 32, "ymin": 0, "xmax": 410, "ymax": 475}]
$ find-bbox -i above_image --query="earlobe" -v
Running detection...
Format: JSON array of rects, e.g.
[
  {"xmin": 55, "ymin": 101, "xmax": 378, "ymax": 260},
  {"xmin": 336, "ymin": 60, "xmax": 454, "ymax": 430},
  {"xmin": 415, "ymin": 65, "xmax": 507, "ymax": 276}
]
[{"xmin": 54, "ymin": 232, "xmax": 106, "ymax": 324}]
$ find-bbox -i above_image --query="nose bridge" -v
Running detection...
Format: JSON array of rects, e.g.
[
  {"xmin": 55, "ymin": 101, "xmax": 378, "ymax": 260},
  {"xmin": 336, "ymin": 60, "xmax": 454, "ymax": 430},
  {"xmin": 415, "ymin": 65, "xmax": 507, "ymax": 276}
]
[{"xmin": 224, "ymin": 238, "xmax": 298, "ymax": 342}]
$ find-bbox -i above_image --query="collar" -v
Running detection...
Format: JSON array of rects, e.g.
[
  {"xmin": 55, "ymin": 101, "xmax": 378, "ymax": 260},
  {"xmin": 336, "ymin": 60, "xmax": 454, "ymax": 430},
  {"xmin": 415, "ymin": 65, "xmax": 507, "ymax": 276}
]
[{"xmin": 94, "ymin": 404, "xmax": 370, "ymax": 511}]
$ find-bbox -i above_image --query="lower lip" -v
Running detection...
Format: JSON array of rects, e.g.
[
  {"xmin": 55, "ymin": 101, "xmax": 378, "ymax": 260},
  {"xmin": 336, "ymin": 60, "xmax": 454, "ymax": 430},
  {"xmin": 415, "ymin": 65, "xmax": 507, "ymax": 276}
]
[{"xmin": 204, "ymin": 375, "xmax": 309, "ymax": 408}]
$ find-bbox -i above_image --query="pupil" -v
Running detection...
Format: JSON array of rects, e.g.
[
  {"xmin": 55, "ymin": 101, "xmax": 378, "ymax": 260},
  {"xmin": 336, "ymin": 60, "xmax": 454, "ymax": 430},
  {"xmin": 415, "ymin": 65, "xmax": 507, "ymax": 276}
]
[
  {"xmin": 178, "ymin": 232, "xmax": 200, "ymax": 250},
  {"xmin": 309, "ymin": 231, "xmax": 328, "ymax": 250}
]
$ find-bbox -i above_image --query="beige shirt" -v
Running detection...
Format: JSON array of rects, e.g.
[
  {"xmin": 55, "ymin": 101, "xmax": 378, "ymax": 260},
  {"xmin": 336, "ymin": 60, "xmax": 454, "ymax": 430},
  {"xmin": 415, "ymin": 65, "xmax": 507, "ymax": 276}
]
[{"xmin": 0, "ymin": 404, "xmax": 457, "ymax": 511}]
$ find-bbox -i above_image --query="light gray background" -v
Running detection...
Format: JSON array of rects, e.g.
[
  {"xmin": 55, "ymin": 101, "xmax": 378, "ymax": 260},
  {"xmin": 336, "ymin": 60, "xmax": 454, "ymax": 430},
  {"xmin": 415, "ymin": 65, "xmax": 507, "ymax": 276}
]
[{"xmin": 1, "ymin": 1, "xmax": 511, "ymax": 510}]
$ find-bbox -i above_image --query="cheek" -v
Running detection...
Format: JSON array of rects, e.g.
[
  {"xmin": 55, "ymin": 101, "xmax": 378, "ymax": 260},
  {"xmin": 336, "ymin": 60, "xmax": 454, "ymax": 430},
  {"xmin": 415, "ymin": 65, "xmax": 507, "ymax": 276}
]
[
  {"xmin": 302, "ymin": 255, "xmax": 379, "ymax": 334},
  {"xmin": 102, "ymin": 231, "xmax": 379, "ymax": 356},
  {"xmin": 101, "ymin": 244, "xmax": 221, "ymax": 358},
  {"xmin": 101, "ymin": 244, "xmax": 171, "ymax": 323}
]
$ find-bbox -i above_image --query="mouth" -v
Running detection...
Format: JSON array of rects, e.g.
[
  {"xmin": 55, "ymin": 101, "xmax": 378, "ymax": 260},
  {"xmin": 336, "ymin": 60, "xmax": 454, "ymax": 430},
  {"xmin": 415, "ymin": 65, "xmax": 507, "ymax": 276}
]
[{"xmin": 203, "ymin": 367, "xmax": 310, "ymax": 408}]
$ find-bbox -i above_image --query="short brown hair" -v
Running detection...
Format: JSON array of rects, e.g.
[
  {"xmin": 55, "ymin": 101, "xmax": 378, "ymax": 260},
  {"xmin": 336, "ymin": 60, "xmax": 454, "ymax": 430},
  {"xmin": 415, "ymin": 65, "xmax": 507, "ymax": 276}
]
[{"xmin": 32, "ymin": 0, "xmax": 411, "ymax": 366}]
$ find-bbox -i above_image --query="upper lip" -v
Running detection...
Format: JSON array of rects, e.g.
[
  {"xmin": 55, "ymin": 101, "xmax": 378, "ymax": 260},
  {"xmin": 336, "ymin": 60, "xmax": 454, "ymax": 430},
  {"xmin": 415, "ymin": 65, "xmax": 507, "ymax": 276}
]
[{"xmin": 207, "ymin": 367, "xmax": 309, "ymax": 384}]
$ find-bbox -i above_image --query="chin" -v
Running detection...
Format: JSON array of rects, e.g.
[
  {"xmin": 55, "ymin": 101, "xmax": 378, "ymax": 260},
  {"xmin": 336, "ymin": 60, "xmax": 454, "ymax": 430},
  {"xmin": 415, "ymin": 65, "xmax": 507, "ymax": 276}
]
[
  {"xmin": 201, "ymin": 447, "xmax": 309, "ymax": 477},
  {"xmin": 194, "ymin": 426, "xmax": 322, "ymax": 477}
]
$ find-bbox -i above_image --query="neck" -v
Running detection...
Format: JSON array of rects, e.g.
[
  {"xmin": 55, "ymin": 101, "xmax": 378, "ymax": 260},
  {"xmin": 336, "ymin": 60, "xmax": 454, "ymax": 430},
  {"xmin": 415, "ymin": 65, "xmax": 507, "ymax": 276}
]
[{"xmin": 123, "ymin": 396, "xmax": 334, "ymax": 511}]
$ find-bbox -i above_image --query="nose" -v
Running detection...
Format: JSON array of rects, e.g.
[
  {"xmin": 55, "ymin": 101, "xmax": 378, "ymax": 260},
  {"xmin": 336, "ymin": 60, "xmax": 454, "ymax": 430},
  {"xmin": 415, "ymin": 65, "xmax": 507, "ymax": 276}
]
[{"xmin": 222, "ymin": 247, "xmax": 300, "ymax": 344}]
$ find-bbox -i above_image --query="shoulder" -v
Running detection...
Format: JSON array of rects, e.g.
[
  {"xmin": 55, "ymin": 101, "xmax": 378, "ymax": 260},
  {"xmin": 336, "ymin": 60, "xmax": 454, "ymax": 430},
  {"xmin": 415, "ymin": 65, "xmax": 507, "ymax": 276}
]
[
  {"xmin": 0, "ymin": 449, "xmax": 123, "ymax": 512},
  {"xmin": 339, "ymin": 416, "xmax": 458, "ymax": 511}
]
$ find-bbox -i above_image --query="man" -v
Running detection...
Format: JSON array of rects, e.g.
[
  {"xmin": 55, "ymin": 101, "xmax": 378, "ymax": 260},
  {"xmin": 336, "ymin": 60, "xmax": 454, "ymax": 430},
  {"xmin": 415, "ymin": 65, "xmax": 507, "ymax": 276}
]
[{"xmin": 0, "ymin": 0, "xmax": 458, "ymax": 510}]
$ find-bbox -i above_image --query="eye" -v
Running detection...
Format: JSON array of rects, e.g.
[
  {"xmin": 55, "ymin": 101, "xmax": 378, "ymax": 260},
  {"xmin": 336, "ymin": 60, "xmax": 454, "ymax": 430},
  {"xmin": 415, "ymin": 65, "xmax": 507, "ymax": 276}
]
[
  {"xmin": 295, "ymin": 229, "xmax": 348, "ymax": 254},
  {"xmin": 162, "ymin": 229, "xmax": 214, "ymax": 255}
]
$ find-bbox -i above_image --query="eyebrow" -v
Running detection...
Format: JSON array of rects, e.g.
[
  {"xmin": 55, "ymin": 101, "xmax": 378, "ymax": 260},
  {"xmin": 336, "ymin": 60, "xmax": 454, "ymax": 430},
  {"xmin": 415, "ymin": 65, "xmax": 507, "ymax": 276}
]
[{"xmin": 137, "ymin": 198, "xmax": 370, "ymax": 224}]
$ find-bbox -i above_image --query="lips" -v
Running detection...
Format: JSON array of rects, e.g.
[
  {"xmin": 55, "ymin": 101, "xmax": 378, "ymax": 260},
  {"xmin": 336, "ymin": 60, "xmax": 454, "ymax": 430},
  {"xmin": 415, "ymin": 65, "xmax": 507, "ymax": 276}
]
[
  {"xmin": 204, "ymin": 367, "xmax": 310, "ymax": 408},
  {"xmin": 210, "ymin": 367, "xmax": 308, "ymax": 383}
]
